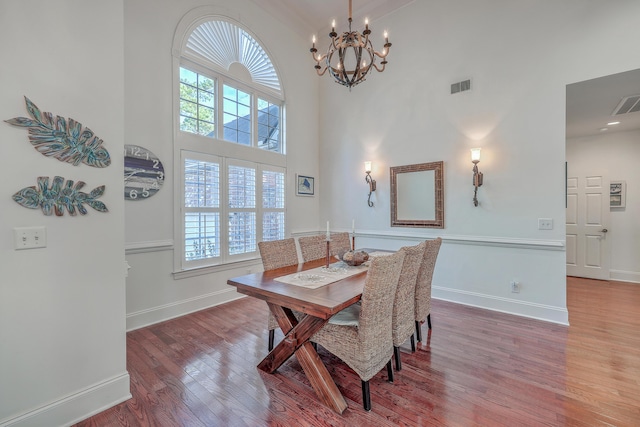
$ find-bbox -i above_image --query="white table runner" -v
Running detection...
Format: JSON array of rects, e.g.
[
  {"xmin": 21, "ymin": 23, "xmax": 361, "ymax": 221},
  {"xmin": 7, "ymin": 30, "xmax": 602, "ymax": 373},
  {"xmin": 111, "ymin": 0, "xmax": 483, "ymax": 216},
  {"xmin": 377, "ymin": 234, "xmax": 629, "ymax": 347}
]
[{"xmin": 274, "ymin": 262, "xmax": 369, "ymax": 289}]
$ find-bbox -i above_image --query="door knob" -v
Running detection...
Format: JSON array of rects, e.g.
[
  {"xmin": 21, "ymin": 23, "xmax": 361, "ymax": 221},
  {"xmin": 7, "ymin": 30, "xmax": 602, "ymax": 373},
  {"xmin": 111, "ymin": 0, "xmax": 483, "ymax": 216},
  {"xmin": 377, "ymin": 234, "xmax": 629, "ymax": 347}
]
[{"xmin": 601, "ymin": 228, "xmax": 608, "ymax": 233}]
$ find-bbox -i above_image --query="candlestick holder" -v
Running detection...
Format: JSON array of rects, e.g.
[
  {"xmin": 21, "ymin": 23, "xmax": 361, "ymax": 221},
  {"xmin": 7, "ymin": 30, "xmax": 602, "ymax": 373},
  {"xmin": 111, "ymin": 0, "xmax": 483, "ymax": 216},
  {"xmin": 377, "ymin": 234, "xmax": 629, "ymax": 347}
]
[
  {"xmin": 325, "ymin": 240, "xmax": 331, "ymax": 268},
  {"xmin": 351, "ymin": 234, "xmax": 355, "ymax": 251}
]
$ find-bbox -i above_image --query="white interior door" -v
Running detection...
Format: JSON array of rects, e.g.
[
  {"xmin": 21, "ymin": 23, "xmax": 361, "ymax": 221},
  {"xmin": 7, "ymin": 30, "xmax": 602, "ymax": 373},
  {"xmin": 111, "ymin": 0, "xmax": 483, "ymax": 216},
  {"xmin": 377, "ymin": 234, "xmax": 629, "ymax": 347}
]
[{"xmin": 566, "ymin": 173, "xmax": 610, "ymax": 280}]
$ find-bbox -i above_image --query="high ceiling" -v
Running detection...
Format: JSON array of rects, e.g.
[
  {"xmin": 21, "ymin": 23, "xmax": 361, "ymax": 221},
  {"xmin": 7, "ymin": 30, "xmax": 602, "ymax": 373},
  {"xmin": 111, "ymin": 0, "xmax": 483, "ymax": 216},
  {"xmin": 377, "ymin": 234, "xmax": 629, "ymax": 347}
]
[
  {"xmin": 249, "ymin": 0, "xmax": 413, "ymax": 39},
  {"xmin": 566, "ymin": 68, "xmax": 640, "ymax": 139},
  {"xmin": 250, "ymin": 1, "xmax": 640, "ymax": 140}
]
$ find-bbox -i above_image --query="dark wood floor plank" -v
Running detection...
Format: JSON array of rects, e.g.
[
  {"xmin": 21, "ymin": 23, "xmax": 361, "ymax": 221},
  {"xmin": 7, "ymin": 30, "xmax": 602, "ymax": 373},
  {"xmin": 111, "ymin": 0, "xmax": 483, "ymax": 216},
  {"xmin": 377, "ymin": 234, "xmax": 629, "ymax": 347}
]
[{"xmin": 74, "ymin": 277, "xmax": 640, "ymax": 426}]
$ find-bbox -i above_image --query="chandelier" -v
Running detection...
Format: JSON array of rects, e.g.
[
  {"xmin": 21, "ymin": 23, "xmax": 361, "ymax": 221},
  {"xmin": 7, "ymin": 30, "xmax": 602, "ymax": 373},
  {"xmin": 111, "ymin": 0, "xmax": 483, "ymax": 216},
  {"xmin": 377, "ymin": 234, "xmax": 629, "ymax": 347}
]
[{"xmin": 310, "ymin": 0, "xmax": 392, "ymax": 89}]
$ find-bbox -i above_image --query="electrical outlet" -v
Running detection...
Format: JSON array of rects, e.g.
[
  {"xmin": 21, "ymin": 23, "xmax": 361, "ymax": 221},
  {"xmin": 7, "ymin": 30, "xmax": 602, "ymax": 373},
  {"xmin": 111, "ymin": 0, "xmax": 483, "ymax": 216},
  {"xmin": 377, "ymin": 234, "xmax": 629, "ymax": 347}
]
[
  {"xmin": 13, "ymin": 226, "xmax": 47, "ymax": 250},
  {"xmin": 538, "ymin": 218, "xmax": 553, "ymax": 230},
  {"xmin": 510, "ymin": 281, "xmax": 520, "ymax": 293}
]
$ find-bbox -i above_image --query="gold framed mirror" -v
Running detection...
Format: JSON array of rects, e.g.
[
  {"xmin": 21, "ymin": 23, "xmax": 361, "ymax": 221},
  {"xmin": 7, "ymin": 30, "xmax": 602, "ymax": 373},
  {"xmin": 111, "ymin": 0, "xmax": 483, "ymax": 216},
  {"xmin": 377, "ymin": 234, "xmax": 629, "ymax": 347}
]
[{"xmin": 390, "ymin": 161, "xmax": 444, "ymax": 228}]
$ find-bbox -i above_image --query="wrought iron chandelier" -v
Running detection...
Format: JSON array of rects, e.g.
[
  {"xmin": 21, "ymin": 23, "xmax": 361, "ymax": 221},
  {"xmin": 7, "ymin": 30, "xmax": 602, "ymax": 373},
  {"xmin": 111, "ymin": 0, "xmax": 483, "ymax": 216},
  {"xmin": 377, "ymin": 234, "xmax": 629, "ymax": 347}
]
[{"xmin": 310, "ymin": 0, "xmax": 392, "ymax": 89}]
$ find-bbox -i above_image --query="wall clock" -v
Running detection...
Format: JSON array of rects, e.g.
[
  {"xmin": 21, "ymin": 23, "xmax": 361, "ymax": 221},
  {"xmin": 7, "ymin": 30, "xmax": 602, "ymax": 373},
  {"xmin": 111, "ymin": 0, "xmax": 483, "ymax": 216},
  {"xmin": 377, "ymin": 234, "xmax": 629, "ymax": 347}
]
[{"xmin": 124, "ymin": 144, "xmax": 164, "ymax": 200}]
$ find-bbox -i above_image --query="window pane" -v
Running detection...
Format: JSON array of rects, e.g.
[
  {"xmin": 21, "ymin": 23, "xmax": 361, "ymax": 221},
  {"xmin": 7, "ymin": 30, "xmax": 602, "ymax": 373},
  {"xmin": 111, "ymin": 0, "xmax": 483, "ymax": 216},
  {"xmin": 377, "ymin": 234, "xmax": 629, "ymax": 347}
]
[
  {"xmin": 180, "ymin": 68, "xmax": 197, "ymax": 86},
  {"xmin": 238, "ymin": 90, "xmax": 250, "ymax": 106},
  {"xmin": 180, "ymin": 82, "xmax": 197, "ymax": 103},
  {"xmin": 198, "ymin": 75, "xmax": 214, "ymax": 92},
  {"xmin": 228, "ymin": 165, "xmax": 256, "ymax": 208},
  {"xmin": 257, "ymin": 99, "xmax": 281, "ymax": 153},
  {"xmin": 179, "ymin": 67, "xmax": 216, "ymax": 139},
  {"xmin": 198, "ymin": 90, "xmax": 214, "ymax": 107},
  {"xmin": 180, "ymin": 99, "xmax": 197, "ymax": 118},
  {"xmin": 238, "ymin": 131, "xmax": 251, "ymax": 146},
  {"xmin": 185, "ymin": 212, "xmax": 220, "ymax": 260},
  {"xmin": 238, "ymin": 104, "xmax": 250, "ymax": 118},
  {"xmin": 198, "ymin": 105, "xmax": 215, "ymax": 123},
  {"xmin": 185, "ymin": 158, "xmax": 219, "ymax": 208},
  {"xmin": 223, "ymin": 126, "xmax": 237, "ymax": 142},
  {"xmin": 263, "ymin": 212, "xmax": 285, "ymax": 241},
  {"xmin": 198, "ymin": 121, "xmax": 215, "ymax": 137},
  {"xmin": 180, "ymin": 116, "xmax": 198, "ymax": 134},
  {"xmin": 263, "ymin": 170, "xmax": 285, "ymax": 209},
  {"xmin": 223, "ymin": 99, "xmax": 237, "ymax": 116},
  {"xmin": 223, "ymin": 84, "xmax": 252, "ymax": 146},
  {"xmin": 223, "ymin": 85, "xmax": 237, "ymax": 99},
  {"xmin": 228, "ymin": 212, "xmax": 256, "ymax": 255}
]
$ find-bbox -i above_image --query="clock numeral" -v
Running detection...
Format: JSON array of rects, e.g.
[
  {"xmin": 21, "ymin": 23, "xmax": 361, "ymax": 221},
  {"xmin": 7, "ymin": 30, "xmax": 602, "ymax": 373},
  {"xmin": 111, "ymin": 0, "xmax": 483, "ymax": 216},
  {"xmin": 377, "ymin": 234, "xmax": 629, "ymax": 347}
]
[
  {"xmin": 157, "ymin": 172, "xmax": 164, "ymax": 180},
  {"xmin": 129, "ymin": 189, "xmax": 138, "ymax": 199},
  {"xmin": 151, "ymin": 182, "xmax": 159, "ymax": 190},
  {"xmin": 142, "ymin": 188, "xmax": 150, "ymax": 198},
  {"xmin": 152, "ymin": 159, "xmax": 159, "ymax": 169}
]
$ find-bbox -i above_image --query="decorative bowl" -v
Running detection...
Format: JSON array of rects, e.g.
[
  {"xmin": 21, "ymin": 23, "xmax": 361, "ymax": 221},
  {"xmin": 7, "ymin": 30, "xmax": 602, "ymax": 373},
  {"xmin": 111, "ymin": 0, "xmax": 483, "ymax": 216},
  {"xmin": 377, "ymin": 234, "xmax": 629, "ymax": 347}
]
[{"xmin": 340, "ymin": 250, "xmax": 370, "ymax": 266}]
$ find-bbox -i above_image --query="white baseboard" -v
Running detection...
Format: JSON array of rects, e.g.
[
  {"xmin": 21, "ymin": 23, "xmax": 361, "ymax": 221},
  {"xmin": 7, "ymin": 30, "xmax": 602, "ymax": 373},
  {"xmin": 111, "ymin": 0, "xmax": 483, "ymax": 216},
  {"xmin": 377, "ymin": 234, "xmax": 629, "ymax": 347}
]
[
  {"xmin": 610, "ymin": 269, "xmax": 640, "ymax": 284},
  {"xmin": 0, "ymin": 373, "xmax": 130, "ymax": 427},
  {"xmin": 432, "ymin": 286, "xmax": 569, "ymax": 325},
  {"xmin": 126, "ymin": 288, "xmax": 244, "ymax": 331}
]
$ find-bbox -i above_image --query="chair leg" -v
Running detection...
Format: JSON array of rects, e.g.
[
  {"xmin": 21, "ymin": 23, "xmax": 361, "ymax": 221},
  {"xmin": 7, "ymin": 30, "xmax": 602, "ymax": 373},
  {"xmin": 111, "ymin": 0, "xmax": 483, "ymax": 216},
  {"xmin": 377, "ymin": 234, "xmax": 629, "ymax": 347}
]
[
  {"xmin": 416, "ymin": 320, "xmax": 422, "ymax": 342},
  {"xmin": 268, "ymin": 329, "xmax": 275, "ymax": 351},
  {"xmin": 387, "ymin": 359, "xmax": 394, "ymax": 383},
  {"xmin": 394, "ymin": 346, "xmax": 402, "ymax": 371},
  {"xmin": 361, "ymin": 380, "xmax": 371, "ymax": 411},
  {"xmin": 427, "ymin": 313, "xmax": 432, "ymax": 329},
  {"xmin": 410, "ymin": 334, "xmax": 416, "ymax": 352}
]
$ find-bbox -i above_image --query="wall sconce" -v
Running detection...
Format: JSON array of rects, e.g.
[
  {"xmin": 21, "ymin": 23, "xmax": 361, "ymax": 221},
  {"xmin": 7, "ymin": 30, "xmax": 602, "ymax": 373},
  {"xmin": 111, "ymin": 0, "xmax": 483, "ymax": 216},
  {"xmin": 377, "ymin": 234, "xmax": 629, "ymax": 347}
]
[
  {"xmin": 364, "ymin": 161, "xmax": 376, "ymax": 207},
  {"xmin": 471, "ymin": 148, "xmax": 483, "ymax": 207}
]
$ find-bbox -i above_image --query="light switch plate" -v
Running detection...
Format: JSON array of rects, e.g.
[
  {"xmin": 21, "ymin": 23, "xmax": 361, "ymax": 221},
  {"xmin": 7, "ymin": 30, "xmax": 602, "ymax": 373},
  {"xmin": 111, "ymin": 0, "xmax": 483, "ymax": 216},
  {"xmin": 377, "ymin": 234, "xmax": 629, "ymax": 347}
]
[{"xmin": 14, "ymin": 226, "xmax": 47, "ymax": 250}]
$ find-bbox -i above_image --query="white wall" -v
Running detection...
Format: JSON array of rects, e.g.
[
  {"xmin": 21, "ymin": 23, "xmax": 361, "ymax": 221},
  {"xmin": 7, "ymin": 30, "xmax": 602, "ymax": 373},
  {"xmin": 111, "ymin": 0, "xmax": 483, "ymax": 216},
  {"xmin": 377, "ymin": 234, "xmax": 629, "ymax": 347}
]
[
  {"xmin": 123, "ymin": 0, "xmax": 321, "ymax": 330},
  {"xmin": 317, "ymin": 0, "xmax": 640, "ymax": 324},
  {"xmin": 0, "ymin": 1, "xmax": 129, "ymax": 426},
  {"xmin": 567, "ymin": 129, "xmax": 640, "ymax": 283}
]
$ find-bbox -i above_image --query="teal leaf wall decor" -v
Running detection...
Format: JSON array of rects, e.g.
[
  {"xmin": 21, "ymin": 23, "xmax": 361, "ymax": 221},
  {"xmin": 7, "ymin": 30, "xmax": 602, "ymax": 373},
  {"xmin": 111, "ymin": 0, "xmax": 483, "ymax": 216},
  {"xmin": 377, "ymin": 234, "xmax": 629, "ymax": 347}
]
[
  {"xmin": 13, "ymin": 176, "xmax": 108, "ymax": 216},
  {"xmin": 5, "ymin": 96, "xmax": 111, "ymax": 167}
]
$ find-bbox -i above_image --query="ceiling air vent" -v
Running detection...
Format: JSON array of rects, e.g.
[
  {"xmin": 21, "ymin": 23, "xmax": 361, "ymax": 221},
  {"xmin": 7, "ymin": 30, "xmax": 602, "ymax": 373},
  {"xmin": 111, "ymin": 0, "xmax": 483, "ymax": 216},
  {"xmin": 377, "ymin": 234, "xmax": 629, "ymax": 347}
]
[{"xmin": 611, "ymin": 95, "xmax": 640, "ymax": 115}]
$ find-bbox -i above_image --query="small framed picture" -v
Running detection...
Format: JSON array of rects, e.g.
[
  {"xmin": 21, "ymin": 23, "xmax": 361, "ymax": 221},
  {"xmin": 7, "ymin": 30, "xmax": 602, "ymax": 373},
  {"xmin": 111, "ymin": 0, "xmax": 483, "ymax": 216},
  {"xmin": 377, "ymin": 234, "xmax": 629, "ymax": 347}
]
[
  {"xmin": 610, "ymin": 181, "xmax": 626, "ymax": 208},
  {"xmin": 296, "ymin": 174, "xmax": 314, "ymax": 196}
]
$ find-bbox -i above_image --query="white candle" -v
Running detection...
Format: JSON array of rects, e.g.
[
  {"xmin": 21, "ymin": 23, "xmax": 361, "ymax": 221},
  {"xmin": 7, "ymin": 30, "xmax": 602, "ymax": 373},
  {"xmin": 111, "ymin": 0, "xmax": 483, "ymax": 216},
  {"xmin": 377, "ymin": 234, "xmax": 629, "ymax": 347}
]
[
  {"xmin": 326, "ymin": 221, "xmax": 330, "ymax": 240},
  {"xmin": 352, "ymin": 219, "xmax": 355, "ymax": 233}
]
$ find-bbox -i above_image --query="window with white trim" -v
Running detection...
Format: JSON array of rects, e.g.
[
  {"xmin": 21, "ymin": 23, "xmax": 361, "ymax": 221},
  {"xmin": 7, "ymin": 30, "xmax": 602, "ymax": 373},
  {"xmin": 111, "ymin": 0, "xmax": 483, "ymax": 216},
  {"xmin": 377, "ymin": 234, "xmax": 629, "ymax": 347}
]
[{"xmin": 175, "ymin": 18, "xmax": 286, "ymax": 271}]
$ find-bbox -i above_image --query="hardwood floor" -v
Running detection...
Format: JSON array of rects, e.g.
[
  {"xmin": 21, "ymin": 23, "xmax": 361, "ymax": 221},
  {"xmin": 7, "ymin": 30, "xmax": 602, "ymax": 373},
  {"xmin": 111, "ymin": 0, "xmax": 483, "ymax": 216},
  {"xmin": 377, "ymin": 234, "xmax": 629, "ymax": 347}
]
[{"xmin": 75, "ymin": 277, "xmax": 640, "ymax": 426}]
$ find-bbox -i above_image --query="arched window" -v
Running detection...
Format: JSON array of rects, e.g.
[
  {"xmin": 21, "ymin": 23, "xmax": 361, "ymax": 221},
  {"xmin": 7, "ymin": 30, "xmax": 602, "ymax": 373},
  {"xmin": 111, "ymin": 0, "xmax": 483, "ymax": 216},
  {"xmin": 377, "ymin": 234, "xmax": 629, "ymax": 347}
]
[{"xmin": 173, "ymin": 14, "xmax": 286, "ymax": 272}]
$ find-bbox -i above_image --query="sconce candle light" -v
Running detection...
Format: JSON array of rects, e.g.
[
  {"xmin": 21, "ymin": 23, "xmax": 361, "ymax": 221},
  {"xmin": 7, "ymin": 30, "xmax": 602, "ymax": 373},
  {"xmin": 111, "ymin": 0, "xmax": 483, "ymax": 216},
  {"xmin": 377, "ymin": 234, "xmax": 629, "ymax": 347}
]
[
  {"xmin": 364, "ymin": 161, "xmax": 376, "ymax": 207},
  {"xmin": 471, "ymin": 148, "xmax": 483, "ymax": 207}
]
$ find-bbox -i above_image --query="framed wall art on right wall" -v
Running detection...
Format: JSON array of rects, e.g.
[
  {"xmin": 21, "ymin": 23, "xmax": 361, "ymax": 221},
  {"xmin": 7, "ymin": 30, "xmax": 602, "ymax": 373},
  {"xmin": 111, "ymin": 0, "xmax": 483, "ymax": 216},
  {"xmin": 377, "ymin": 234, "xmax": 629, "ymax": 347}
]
[{"xmin": 610, "ymin": 181, "xmax": 626, "ymax": 208}]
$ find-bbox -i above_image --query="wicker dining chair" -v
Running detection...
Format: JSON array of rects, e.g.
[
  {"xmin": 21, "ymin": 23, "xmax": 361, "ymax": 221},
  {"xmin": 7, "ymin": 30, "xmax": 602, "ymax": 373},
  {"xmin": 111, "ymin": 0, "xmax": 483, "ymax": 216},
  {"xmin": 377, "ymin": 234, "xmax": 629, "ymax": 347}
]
[
  {"xmin": 257, "ymin": 238, "xmax": 299, "ymax": 351},
  {"xmin": 414, "ymin": 237, "xmax": 442, "ymax": 342},
  {"xmin": 330, "ymin": 231, "xmax": 352, "ymax": 256},
  {"xmin": 311, "ymin": 250, "xmax": 406, "ymax": 411},
  {"xmin": 392, "ymin": 241, "xmax": 426, "ymax": 371},
  {"xmin": 298, "ymin": 232, "xmax": 352, "ymax": 262}
]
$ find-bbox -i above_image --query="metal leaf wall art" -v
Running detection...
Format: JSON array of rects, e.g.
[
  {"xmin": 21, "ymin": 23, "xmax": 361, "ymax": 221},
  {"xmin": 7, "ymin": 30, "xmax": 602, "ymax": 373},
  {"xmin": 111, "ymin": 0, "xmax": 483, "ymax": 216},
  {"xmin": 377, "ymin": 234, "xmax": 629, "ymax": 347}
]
[
  {"xmin": 5, "ymin": 96, "xmax": 111, "ymax": 168},
  {"xmin": 13, "ymin": 176, "xmax": 108, "ymax": 216}
]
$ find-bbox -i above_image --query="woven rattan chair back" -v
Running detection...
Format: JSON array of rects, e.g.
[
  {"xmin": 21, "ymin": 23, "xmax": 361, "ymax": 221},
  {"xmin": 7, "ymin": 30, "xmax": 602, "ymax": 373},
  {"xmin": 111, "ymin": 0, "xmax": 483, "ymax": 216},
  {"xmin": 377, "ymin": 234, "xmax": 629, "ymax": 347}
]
[
  {"xmin": 391, "ymin": 241, "xmax": 426, "ymax": 370},
  {"xmin": 414, "ymin": 237, "xmax": 442, "ymax": 341},
  {"xmin": 298, "ymin": 234, "xmax": 327, "ymax": 262},
  {"xmin": 330, "ymin": 232, "xmax": 351, "ymax": 257},
  {"xmin": 311, "ymin": 251, "xmax": 406, "ymax": 410},
  {"xmin": 258, "ymin": 238, "xmax": 299, "ymax": 351},
  {"xmin": 258, "ymin": 238, "xmax": 298, "ymax": 271}
]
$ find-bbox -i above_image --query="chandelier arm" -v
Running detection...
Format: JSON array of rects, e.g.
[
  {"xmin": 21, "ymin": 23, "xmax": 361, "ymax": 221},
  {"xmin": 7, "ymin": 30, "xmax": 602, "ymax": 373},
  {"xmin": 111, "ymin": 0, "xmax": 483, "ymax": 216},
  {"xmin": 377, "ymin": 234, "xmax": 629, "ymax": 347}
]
[
  {"xmin": 371, "ymin": 63, "xmax": 385, "ymax": 73},
  {"xmin": 316, "ymin": 67, "xmax": 329, "ymax": 76},
  {"xmin": 373, "ymin": 49, "xmax": 390, "ymax": 59}
]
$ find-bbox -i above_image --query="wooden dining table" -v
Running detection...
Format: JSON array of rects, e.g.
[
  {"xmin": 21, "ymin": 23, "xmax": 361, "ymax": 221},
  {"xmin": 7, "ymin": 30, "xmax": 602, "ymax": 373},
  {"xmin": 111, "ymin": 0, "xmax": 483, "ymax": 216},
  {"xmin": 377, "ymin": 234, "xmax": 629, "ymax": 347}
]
[{"xmin": 226, "ymin": 255, "xmax": 373, "ymax": 414}]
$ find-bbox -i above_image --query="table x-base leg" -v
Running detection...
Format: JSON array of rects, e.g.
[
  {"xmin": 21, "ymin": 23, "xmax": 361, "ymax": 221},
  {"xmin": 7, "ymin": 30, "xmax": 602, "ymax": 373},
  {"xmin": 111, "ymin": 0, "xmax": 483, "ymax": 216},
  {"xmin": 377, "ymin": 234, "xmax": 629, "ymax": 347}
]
[{"xmin": 258, "ymin": 303, "xmax": 348, "ymax": 414}]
